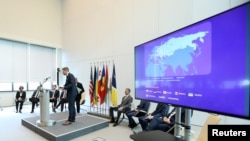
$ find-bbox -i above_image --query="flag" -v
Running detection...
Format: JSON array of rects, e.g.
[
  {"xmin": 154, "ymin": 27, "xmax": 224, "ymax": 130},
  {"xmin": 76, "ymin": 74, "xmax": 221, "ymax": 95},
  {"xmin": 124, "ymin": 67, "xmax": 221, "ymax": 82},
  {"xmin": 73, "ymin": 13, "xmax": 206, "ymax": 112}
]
[
  {"xmin": 93, "ymin": 66, "xmax": 99, "ymax": 105},
  {"xmin": 111, "ymin": 64, "xmax": 118, "ymax": 106},
  {"xmin": 89, "ymin": 66, "xmax": 94, "ymax": 106},
  {"xmin": 103, "ymin": 64, "xmax": 109, "ymax": 104},
  {"xmin": 98, "ymin": 65, "xmax": 103, "ymax": 100},
  {"xmin": 99, "ymin": 65, "xmax": 106, "ymax": 105}
]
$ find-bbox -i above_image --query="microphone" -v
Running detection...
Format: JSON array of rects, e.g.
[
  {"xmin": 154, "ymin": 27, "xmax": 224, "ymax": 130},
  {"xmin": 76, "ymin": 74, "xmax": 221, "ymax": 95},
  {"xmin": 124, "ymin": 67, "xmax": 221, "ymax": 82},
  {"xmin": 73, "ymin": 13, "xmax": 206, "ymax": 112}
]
[{"xmin": 45, "ymin": 77, "xmax": 51, "ymax": 81}]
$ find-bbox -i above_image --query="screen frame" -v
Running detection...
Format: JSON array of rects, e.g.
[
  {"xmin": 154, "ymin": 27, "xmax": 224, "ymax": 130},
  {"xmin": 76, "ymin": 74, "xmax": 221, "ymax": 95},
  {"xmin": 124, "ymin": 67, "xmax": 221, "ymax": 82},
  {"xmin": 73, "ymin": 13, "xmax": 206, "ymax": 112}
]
[{"xmin": 134, "ymin": 2, "xmax": 250, "ymax": 120}]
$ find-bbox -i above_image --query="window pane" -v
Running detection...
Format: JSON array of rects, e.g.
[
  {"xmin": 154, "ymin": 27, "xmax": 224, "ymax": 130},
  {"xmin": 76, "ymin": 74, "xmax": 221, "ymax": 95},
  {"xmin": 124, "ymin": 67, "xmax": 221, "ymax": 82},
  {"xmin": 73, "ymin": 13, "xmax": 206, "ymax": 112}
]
[
  {"xmin": 12, "ymin": 42, "xmax": 28, "ymax": 82},
  {"xmin": 29, "ymin": 44, "xmax": 56, "ymax": 83},
  {"xmin": 0, "ymin": 39, "xmax": 12, "ymax": 82},
  {"xmin": 0, "ymin": 82, "xmax": 12, "ymax": 91},
  {"xmin": 13, "ymin": 82, "xmax": 27, "ymax": 91},
  {"xmin": 28, "ymin": 82, "xmax": 41, "ymax": 91}
]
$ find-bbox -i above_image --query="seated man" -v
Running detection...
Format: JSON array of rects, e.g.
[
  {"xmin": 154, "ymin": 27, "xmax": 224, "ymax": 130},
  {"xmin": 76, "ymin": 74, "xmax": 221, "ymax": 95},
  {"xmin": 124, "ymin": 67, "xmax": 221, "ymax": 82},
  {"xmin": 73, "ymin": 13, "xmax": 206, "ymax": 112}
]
[
  {"xmin": 29, "ymin": 86, "xmax": 42, "ymax": 113},
  {"xmin": 54, "ymin": 89, "xmax": 68, "ymax": 112},
  {"xmin": 126, "ymin": 100, "xmax": 150, "ymax": 128},
  {"xmin": 15, "ymin": 86, "xmax": 26, "ymax": 113},
  {"xmin": 138, "ymin": 103, "xmax": 169, "ymax": 131},
  {"xmin": 109, "ymin": 88, "xmax": 133, "ymax": 127},
  {"xmin": 49, "ymin": 84, "xmax": 59, "ymax": 113},
  {"xmin": 145, "ymin": 107, "xmax": 188, "ymax": 133}
]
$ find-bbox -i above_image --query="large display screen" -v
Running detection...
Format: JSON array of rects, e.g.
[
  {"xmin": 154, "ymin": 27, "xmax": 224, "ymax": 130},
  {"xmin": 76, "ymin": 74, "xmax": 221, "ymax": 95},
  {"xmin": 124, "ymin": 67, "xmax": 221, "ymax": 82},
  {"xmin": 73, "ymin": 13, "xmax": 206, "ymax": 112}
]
[{"xmin": 134, "ymin": 2, "xmax": 250, "ymax": 119}]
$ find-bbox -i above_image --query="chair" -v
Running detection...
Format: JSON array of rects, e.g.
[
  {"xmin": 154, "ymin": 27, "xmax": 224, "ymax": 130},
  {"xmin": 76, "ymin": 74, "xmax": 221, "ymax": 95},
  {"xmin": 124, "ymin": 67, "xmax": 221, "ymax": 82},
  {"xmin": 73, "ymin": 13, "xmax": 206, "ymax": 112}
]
[
  {"xmin": 80, "ymin": 92, "xmax": 88, "ymax": 113},
  {"xmin": 196, "ymin": 114, "xmax": 221, "ymax": 141},
  {"xmin": 80, "ymin": 92, "xmax": 86, "ymax": 105},
  {"xmin": 118, "ymin": 112, "xmax": 128, "ymax": 124},
  {"xmin": 166, "ymin": 113, "xmax": 221, "ymax": 141},
  {"xmin": 118, "ymin": 103, "xmax": 135, "ymax": 124}
]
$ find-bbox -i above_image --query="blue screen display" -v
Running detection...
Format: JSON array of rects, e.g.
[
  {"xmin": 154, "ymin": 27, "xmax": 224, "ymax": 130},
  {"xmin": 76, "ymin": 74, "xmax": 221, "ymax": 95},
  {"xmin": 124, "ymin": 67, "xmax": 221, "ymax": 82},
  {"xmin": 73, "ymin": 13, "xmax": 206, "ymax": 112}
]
[{"xmin": 134, "ymin": 2, "xmax": 250, "ymax": 119}]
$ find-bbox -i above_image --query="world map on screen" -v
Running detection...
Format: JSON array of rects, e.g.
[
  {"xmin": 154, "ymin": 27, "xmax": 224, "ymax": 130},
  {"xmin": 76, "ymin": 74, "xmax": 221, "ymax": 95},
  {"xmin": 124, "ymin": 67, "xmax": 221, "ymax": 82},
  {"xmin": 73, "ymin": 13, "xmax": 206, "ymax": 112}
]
[{"xmin": 146, "ymin": 22, "xmax": 211, "ymax": 77}]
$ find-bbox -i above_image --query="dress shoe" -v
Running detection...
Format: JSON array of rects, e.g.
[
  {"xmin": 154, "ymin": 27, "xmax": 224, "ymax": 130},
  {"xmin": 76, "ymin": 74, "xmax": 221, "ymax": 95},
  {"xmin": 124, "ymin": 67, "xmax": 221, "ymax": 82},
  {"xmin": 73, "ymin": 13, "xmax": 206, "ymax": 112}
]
[
  {"xmin": 129, "ymin": 123, "xmax": 138, "ymax": 129},
  {"xmin": 63, "ymin": 120, "xmax": 72, "ymax": 125},
  {"xmin": 113, "ymin": 123, "xmax": 118, "ymax": 127}
]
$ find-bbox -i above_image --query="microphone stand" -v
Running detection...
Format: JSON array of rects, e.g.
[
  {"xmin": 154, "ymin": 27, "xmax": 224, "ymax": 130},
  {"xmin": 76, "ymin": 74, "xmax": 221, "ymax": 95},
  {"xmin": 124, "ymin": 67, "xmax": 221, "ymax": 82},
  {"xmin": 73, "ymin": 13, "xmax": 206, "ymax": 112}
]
[{"xmin": 36, "ymin": 77, "xmax": 56, "ymax": 127}]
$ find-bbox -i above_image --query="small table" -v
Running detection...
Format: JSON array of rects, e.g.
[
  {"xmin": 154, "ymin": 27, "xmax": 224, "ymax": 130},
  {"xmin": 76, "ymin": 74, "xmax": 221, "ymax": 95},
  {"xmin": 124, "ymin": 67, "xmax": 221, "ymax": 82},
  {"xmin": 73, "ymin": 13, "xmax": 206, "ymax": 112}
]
[{"xmin": 130, "ymin": 130, "xmax": 185, "ymax": 141}]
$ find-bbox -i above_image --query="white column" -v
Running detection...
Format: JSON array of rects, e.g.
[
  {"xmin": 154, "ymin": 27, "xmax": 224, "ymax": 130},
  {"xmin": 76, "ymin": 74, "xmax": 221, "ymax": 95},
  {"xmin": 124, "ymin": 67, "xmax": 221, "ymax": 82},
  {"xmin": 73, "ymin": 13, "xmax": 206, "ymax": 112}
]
[{"xmin": 36, "ymin": 89, "xmax": 56, "ymax": 127}]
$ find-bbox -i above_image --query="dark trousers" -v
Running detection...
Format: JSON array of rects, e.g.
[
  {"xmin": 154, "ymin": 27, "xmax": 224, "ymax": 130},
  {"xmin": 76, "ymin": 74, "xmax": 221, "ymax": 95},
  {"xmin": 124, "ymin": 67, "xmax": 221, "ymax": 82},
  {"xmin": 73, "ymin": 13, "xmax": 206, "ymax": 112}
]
[
  {"xmin": 50, "ymin": 98, "xmax": 58, "ymax": 107},
  {"xmin": 109, "ymin": 106, "xmax": 123, "ymax": 123},
  {"xmin": 68, "ymin": 94, "xmax": 77, "ymax": 122},
  {"xmin": 16, "ymin": 100, "xmax": 24, "ymax": 111},
  {"xmin": 126, "ymin": 110, "xmax": 137, "ymax": 125},
  {"xmin": 56, "ymin": 98, "xmax": 68, "ymax": 112},
  {"xmin": 139, "ymin": 116, "xmax": 151, "ymax": 131},
  {"xmin": 146, "ymin": 116, "xmax": 172, "ymax": 132},
  {"xmin": 75, "ymin": 94, "xmax": 81, "ymax": 113},
  {"xmin": 29, "ymin": 98, "xmax": 39, "ymax": 112}
]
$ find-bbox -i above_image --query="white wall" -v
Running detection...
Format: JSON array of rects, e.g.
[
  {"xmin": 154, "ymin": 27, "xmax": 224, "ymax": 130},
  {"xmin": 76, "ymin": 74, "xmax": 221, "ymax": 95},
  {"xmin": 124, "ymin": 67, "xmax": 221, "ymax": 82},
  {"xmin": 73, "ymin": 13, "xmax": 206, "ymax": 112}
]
[
  {"xmin": 61, "ymin": 0, "xmax": 250, "ymax": 131},
  {"xmin": 0, "ymin": 0, "xmax": 62, "ymax": 107},
  {"xmin": 0, "ymin": 0, "xmax": 62, "ymax": 48}
]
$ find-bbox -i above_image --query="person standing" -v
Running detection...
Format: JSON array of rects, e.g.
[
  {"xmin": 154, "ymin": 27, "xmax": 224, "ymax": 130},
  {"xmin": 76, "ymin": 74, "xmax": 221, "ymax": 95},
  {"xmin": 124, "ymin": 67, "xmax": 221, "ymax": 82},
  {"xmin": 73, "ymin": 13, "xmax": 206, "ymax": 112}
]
[
  {"xmin": 15, "ymin": 86, "xmax": 26, "ymax": 113},
  {"xmin": 75, "ymin": 78, "xmax": 85, "ymax": 113},
  {"xmin": 61, "ymin": 67, "xmax": 78, "ymax": 125},
  {"xmin": 50, "ymin": 84, "xmax": 60, "ymax": 113},
  {"xmin": 29, "ymin": 86, "xmax": 41, "ymax": 113}
]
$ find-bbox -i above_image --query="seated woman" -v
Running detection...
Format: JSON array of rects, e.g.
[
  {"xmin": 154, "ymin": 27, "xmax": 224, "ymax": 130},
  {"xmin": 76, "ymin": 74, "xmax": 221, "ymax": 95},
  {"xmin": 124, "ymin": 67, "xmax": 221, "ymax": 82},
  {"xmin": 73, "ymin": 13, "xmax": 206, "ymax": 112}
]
[
  {"xmin": 15, "ymin": 86, "xmax": 26, "ymax": 113},
  {"xmin": 29, "ymin": 86, "xmax": 42, "ymax": 113},
  {"xmin": 53, "ymin": 90, "xmax": 68, "ymax": 112}
]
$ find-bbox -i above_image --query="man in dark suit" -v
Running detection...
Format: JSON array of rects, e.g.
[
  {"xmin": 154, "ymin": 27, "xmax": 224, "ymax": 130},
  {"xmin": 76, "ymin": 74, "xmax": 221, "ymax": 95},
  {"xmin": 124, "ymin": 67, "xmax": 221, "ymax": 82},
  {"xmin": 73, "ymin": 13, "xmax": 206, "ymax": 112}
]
[
  {"xmin": 29, "ymin": 86, "xmax": 42, "ymax": 113},
  {"xmin": 50, "ymin": 84, "xmax": 60, "ymax": 113},
  {"xmin": 138, "ymin": 103, "xmax": 169, "ymax": 131},
  {"xmin": 61, "ymin": 67, "xmax": 78, "ymax": 125},
  {"xmin": 126, "ymin": 100, "xmax": 150, "ymax": 128},
  {"xmin": 75, "ymin": 78, "xmax": 85, "ymax": 113},
  {"xmin": 109, "ymin": 88, "xmax": 133, "ymax": 127},
  {"xmin": 15, "ymin": 86, "xmax": 26, "ymax": 113},
  {"xmin": 145, "ymin": 107, "xmax": 188, "ymax": 133},
  {"xmin": 54, "ymin": 89, "xmax": 68, "ymax": 112}
]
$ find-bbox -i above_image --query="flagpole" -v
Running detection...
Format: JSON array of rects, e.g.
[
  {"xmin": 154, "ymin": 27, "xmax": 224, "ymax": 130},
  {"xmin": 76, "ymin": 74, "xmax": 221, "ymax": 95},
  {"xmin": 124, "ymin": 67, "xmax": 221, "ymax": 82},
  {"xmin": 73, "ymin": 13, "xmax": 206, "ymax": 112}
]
[{"xmin": 89, "ymin": 63, "xmax": 92, "ymax": 113}]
